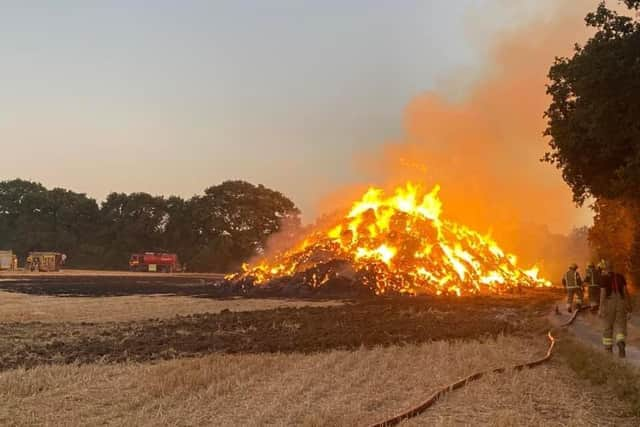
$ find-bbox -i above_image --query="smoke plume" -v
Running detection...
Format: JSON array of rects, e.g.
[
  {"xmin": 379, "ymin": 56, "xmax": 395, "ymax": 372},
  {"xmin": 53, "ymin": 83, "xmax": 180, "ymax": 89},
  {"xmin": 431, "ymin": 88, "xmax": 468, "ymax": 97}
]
[{"xmin": 332, "ymin": 1, "xmax": 599, "ymax": 279}]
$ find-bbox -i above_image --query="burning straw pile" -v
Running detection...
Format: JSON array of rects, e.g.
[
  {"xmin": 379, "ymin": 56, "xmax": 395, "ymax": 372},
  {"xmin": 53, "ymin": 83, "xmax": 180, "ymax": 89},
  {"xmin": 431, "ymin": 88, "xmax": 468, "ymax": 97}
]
[{"xmin": 224, "ymin": 182, "xmax": 551, "ymax": 297}]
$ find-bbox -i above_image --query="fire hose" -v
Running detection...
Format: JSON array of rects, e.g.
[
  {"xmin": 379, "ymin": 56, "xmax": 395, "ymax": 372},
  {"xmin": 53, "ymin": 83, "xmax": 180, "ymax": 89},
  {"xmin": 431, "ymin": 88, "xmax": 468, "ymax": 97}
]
[{"xmin": 369, "ymin": 306, "xmax": 586, "ymax": 427}]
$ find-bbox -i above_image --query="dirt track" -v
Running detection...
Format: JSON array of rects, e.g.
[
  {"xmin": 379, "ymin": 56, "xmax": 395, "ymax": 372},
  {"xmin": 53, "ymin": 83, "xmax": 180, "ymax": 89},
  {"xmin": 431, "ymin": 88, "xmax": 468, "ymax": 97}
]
[{"xmin": 0, "ymin": 274, "xmax": 559, "ymax": 371}]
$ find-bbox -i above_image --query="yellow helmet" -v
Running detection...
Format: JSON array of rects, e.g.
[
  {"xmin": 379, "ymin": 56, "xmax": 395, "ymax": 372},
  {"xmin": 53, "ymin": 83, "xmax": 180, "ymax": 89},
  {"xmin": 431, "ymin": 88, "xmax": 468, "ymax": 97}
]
[{"xmin": 569, "ymin": 263, "xmax": 578, "ymax": 270}]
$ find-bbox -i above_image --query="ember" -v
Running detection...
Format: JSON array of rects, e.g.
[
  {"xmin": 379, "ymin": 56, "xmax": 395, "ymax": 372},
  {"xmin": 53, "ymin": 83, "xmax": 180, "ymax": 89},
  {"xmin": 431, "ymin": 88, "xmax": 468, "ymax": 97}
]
[{"xmin": 229, "ymin": 182, "xmax": 551, "ymax": 296}]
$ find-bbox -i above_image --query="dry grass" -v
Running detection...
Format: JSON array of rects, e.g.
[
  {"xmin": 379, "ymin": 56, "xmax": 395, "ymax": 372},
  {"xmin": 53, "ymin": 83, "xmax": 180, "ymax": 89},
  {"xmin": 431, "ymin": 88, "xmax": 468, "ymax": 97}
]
[
  {"xmin": 0, "ymin": 291, "xmax": 341, "ymax": 323},
  {"xmin": 407, "ymin": 364, "xmax": 634, "ymax": 426},
  {"xmin": 557, "ymin": 335, "xmax": 640, "ymax": 417},
  {"xmin": 0, "ymin": 335, "xmax": 636, "ymax": 426}
]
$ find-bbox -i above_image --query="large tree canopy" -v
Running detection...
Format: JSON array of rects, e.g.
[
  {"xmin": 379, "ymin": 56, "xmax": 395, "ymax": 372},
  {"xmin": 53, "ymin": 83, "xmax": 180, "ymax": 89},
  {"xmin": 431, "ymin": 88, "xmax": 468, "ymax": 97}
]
[
  {"xmin": 98, "ymin": 192, "xmax": 170, "ymax": 268},
  {"xmin": 0, "ymin": 180, "xmax": 100, "ymax": 263},
  {"xmin": 543, "ymin": 0, "xmax": 640, "ymax": 205},
  {"xmin": 189, "ymin": 181, "xmax": 301, "ymax": 271},
  {"xmin": 544, "ymin": 1, "xmax": 640, "ymax": 284}
]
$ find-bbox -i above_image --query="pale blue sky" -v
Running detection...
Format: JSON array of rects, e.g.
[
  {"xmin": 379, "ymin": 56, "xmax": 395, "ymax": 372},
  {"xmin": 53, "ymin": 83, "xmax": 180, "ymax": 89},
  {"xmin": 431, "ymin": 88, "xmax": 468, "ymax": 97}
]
[{"xmin": 1, "ymin": 1, "xmax": 556, "ymax": 219}]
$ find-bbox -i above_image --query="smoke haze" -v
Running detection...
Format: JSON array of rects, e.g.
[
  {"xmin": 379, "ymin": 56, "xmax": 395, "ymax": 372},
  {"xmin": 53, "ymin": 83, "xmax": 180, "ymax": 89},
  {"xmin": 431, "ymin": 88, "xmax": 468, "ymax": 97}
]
[{"xmin": 317, "ymin": 1, "xmax": 599, "ymax": 279}]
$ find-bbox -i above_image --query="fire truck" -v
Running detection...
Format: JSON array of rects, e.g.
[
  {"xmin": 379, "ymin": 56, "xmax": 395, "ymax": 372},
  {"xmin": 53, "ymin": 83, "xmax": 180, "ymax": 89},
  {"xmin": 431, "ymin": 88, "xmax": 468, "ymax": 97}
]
[
  {"xmin": 27, "ymin": 252, "xmax": 64, "ymax": 272},
  {"xmin": 129, "ymin": 252, "xmax": 180, "ymax": 273}
]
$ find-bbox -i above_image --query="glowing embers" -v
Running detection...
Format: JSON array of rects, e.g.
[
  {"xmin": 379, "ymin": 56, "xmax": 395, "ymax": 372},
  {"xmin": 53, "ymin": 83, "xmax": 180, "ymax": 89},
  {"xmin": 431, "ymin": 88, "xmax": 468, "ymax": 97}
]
[{"xmin": 236, "ymin": 182, "xmax": 551, "ymax": 296}]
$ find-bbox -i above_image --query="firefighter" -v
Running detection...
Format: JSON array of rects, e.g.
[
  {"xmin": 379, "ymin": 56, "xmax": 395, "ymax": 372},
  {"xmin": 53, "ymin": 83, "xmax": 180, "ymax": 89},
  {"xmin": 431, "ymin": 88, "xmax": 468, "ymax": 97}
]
[
  {"xmin": 26, "ymin": 254, "xmax": 33, "ymax": 272},
  {"xmin": 584, "ymin": 262, "xmax": 602, "ymax": 313},
  {"xmin": 599, "ymin": 261, "xmax": 633, "ymax": 358},
  {"xmin": 562, "ymin": 263, "xmax": 583, "ymax": 313}
]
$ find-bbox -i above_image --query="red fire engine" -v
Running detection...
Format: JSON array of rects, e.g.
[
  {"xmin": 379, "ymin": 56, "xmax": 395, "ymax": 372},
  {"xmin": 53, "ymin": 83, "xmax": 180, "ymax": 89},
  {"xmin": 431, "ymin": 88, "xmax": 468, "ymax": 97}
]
[{"xmin": 129, "ymin": 252, "xmax": 180, "ymax": 273}]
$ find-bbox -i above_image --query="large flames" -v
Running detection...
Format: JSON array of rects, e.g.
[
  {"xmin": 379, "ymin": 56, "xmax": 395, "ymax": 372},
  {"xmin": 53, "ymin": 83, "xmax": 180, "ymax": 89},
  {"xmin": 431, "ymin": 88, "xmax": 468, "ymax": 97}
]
[{"xmin": 236, "ymin": 182, "xmax": 551, "ymax": 296}]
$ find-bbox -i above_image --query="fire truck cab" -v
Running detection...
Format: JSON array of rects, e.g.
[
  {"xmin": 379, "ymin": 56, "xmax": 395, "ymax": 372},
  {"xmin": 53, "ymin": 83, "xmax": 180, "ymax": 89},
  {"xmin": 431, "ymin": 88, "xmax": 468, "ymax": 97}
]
[{"xmin": 129, "ymin": 252, "xmax": 180, "ymax": 273}]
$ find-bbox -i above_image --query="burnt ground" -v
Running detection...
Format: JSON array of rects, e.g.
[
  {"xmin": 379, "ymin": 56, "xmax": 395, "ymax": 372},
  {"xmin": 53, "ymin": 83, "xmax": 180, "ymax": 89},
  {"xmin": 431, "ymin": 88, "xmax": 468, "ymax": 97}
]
[
  {"xmin": 0, "ymin": 275, "xmax": 559, "ymax": 371},
  {"xmin": 0, "ymin": 275, "xmax": 222, "ymax": 298},
  {"xmin": 0, "ymin": 274, "xmax": 366, "ymax": 298}
]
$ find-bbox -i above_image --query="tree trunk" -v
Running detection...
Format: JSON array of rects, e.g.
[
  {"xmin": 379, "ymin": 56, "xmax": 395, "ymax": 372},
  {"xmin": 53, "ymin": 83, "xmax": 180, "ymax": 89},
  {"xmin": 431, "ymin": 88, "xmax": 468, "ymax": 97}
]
[{"xmin": 628, "ymin": 199, "xmax": 640, "ymax": 290}]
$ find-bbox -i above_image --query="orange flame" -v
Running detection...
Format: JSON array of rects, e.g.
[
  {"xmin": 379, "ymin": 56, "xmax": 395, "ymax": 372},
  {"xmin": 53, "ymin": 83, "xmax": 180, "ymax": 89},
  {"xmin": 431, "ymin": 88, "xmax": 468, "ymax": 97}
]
[{"xmin": 237, "ymin": 182, "xmax": 551, "ymax": 296}]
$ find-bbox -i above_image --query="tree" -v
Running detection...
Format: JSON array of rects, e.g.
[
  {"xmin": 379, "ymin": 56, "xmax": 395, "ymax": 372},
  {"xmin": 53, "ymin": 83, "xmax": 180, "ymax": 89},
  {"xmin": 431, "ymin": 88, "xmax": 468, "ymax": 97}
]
[
  {"xmin": 543, "ymin": 0, "xmax": 640, "ymax": 204},
  {"xmin": 0, "ymin": 178, "xmax": 299, "ymax": 272},
  {"xmin": 544, "ymin": 1, "xmax": 640, "ymax": 284},
  {"xmin": 189, "ymin": 181, "xmax": 300, "ymax": 271},
  {"xmin": 43, "ymin": 188, "xmax": 101, "ymax": 266},
  {"xmin": 0, "ymin": 180, "xmax": 100, "ymax": 264},
  {"xmin": 589, "ymin": 198, "xmax": 636, "ymax": 265},
  {"xmin": 98, "ymin": 192, "xmax": 170, "ymax": 268},
  {"xmin": 162, "ymin": 195, "xmax": 199, "ymax": 267},
  {"xmin": 0, "ymin": 179, "xmax": 48, "ymax": 254}
]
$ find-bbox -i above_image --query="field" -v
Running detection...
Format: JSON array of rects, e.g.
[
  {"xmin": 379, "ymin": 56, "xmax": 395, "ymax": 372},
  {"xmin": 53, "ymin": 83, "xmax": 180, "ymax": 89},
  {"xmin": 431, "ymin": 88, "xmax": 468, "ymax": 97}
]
[{"xmin": 0, "ymin": 272, "xmax": 638, "ymax": 426}]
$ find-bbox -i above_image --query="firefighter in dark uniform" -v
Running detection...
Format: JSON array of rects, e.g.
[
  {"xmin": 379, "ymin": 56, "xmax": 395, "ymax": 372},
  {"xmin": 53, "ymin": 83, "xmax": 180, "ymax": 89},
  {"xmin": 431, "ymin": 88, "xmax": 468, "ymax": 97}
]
[
  {"xmin": 584, "ymin": 262, "xmax": 602, "ymax": 313},
  {"xmin": 599, "ymin": 261, "xmax": 633, "ymax": 358},
  {"xmin": 562, "ymin": 263, "xmax": 583, "ymax": 313}
]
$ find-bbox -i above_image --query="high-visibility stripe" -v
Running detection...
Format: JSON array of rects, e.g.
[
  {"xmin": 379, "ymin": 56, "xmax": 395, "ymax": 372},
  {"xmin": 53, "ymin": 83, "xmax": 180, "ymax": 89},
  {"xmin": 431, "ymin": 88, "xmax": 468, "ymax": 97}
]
[
  {"xmin": 616, "ymin": 334, "xmax": 626, "ymax": 342},
  {"xmin": 603, "ymin": 337, "xmax": 613, "ymax": 345},
  {"xmin": 564, "ymin": 271, "xmax": 579, "ymax": 288}
]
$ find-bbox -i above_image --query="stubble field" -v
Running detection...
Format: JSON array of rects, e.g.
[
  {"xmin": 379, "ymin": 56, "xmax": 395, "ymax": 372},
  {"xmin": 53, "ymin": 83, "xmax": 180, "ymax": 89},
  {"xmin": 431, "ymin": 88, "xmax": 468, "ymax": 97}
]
[{"xmin": 0, "ymin": 272, "xmax": 637, "ymax": 426}]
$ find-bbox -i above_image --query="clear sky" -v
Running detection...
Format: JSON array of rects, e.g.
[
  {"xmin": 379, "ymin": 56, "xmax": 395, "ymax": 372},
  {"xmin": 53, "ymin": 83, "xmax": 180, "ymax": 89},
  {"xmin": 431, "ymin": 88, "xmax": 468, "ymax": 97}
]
[{"xmin": 1, "ymin": 1, "xmax": 567, "ymax": 221}]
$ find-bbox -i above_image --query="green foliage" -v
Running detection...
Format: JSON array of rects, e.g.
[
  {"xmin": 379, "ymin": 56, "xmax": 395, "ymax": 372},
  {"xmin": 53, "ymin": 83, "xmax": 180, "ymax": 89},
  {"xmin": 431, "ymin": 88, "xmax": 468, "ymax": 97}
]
[
  {"xmin": 0, "ymin": 179, "xmax": 100, "ymax": 265},
  {"xmin": 545, "ymin": 1, "xmax": 640, "ymax": 287},
  {"xmin": 543, "ymin": 1, "xmax": 640, "ymax": 205},
  {"xmin": 589, "ymin": 198, "xmax": 640, "ymax": 283},
  {"xmin": 188, "ymin": 181, "xmax": 301, "ymax": 271},
  {"xmin": 97, "ymin": 192, "xmax": 170, "ymax": 269},
  {"xmin": 0, "ymin": 179, "xmax": 300, "ymax": 272}
]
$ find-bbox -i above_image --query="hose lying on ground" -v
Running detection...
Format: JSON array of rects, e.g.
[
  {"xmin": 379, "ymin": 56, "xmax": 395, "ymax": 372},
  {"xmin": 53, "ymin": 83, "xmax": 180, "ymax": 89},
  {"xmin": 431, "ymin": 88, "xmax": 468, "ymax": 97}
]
[{"xmin": 369, "ymin": 306, "xmax": 585, "ymax": 427}]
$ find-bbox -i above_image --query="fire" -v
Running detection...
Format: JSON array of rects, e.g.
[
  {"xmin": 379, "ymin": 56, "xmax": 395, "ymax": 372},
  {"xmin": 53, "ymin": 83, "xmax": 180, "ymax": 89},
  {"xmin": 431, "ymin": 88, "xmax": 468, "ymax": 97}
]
[{"xmin": 236, "ymin": 182, "xmax": 551, "ymax": 296}]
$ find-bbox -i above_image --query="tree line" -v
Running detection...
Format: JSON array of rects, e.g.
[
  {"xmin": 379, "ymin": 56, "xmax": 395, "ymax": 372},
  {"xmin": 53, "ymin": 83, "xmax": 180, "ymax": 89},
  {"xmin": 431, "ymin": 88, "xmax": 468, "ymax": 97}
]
[
  {"xmin": 544, "ymin": 0, "xmax": 640, "ymax": 284},
  {"xmin": 0, "ymin": 179, "xmax": 300, "ymax": 272}
]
